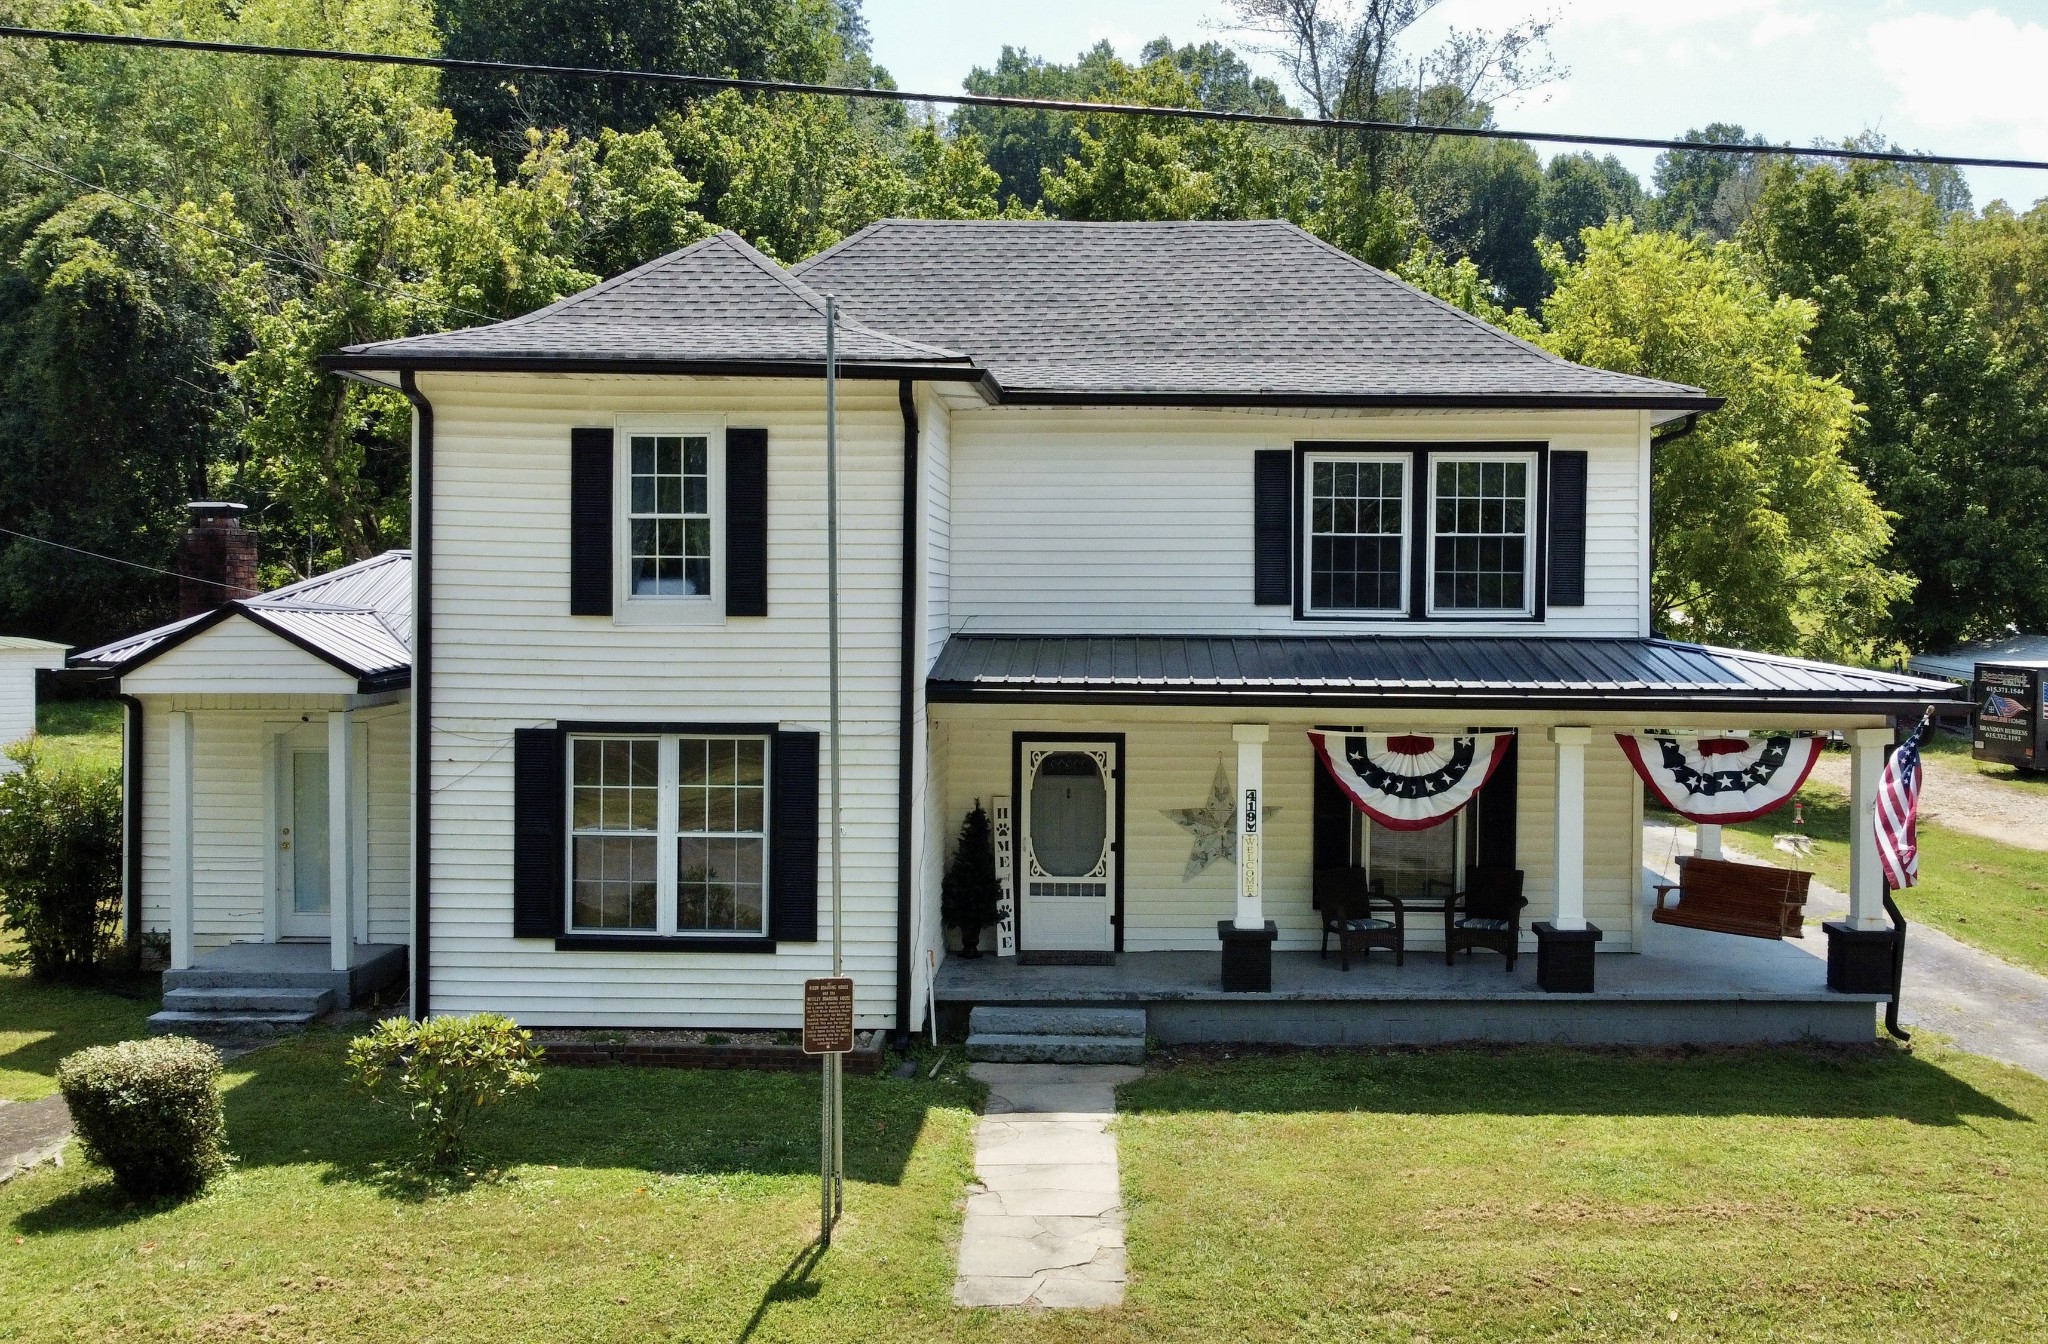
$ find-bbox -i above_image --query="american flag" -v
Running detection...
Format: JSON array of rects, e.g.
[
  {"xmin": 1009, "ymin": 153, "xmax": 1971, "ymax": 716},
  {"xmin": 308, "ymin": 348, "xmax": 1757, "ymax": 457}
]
[{"xmin": 1876, "ymin": 715, "xmax": 1931, "ymax": 889}]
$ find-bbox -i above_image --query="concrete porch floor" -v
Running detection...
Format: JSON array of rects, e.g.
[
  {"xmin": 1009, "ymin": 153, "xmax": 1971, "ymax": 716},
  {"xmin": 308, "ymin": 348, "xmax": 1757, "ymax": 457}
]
[
  {"xmin": 935, "ymin": 873, "xmax": 1881, "ymax": 1046},
  {"xmin": 169, "ymin": 941, "xmax": 409, "ymax": 1004}
]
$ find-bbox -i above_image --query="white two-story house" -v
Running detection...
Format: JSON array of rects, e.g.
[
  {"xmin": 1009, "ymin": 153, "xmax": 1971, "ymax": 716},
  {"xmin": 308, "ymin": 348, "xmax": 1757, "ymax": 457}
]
[{"xmin": 78, "ymin": 220, "xmax": 1959, "ymax": 1044}]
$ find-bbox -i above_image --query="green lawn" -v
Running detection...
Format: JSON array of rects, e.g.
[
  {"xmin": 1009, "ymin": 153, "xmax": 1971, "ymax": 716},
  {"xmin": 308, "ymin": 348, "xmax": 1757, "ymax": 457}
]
[
  {"xmin": 0, "ymin": 953, "xmax": 157, "ymax": 1101},
  {"xmin": 1695, "ymin": 784, "xmax": 2048, "ymax": 977},
  {"xmin": 1922, "ymin": 730, "xmax": 2048, "ymax": 793},
  {"xmin": 32, "ymin": 699, "xmax": 123, "ymax": 773},
  {"xmin": 5, "ymin": 1036, "xmax": 2048, "ymax": 1341}
]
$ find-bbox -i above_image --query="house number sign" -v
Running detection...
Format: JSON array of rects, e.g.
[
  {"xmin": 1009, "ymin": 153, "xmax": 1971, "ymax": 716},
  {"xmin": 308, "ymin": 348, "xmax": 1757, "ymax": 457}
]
[
  {"xmin": 1240, "ymin": 787, "xmax": 1261, "ymax": 903},
  {"xmin": 802, "ymin": 977, "xmax": 855, "ymax": 1055}
]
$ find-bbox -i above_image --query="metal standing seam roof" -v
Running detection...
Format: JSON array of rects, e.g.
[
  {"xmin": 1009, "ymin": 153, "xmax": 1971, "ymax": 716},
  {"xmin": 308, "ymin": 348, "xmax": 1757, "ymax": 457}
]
[
  {"xmin": 926, "ymin": 634, "xmax": 1965, "ymax": 713},
  {"xmin": 72, "ymin": 550, "xmax": 413, "ymax": 687},
  {"xmin": 328, "ymin": 231, "xmax": 974, "ymax": 376}
]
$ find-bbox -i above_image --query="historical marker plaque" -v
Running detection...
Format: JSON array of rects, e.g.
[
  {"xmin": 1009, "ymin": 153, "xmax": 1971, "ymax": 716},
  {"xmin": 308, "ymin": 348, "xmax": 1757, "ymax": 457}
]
[{"xmin": 803, "ymin": 977, "xmax": 855, "ymax": 1055}]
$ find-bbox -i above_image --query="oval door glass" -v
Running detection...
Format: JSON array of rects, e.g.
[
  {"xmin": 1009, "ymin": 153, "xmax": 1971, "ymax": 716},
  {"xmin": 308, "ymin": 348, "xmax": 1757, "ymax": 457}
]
[{"xmin": 1029, "ymin": 752, "xmax": 1106, "ymax": 876}]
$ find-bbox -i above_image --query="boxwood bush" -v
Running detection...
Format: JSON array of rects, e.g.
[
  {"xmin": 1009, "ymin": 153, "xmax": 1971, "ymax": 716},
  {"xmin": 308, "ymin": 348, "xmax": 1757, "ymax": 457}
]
[
  {"xmin": 57, "ymin": 1036, "xmax": 228, "ymax": 1200},
  {"xmin": 348, "ymin": 1013, "xmax": 541, "ymax": 1170}
]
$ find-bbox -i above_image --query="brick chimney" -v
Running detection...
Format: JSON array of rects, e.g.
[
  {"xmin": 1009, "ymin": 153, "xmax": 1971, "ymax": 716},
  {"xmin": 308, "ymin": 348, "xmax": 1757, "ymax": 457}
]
[{"xmin": 176, "ymin": 502, "xmax": 259, "ymax": 618}]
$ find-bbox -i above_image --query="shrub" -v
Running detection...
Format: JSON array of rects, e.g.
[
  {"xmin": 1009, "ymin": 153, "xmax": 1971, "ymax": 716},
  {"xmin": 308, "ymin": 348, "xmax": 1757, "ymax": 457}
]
[
  {"xmin": 57, "ymin": 1036, "xmax": 228, "ymax": 1200},
  {"xmin": 0, "ymin": 737, "xmax": 123, "ymax": 980},
  {"xmin": 941, "ymin": 801, "xmax": 1002, "ymax": 958},
  {"xmin": 348, "ymin": 1013, "xmax": 542, "ymax": 1169}
]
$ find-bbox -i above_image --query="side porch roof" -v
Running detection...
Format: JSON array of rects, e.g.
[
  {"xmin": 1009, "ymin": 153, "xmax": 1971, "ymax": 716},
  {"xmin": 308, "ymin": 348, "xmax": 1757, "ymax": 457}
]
[{"xmin": 926, "ymin": 633, "xmax": 1965, "ymax": 718}]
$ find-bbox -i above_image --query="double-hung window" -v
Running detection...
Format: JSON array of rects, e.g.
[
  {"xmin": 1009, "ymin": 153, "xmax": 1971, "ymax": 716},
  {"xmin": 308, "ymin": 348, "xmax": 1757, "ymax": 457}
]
[
  {"xmin": 568, "ymin": 733, "xmax": 770, "ymax": 937},
  {"xmin": 627, "ymin": 433, "xmax": 712, "ymax": 598},
  {"xmin": 1298, "ymin": 445, "xmax": 1540, "ymax": 619}
]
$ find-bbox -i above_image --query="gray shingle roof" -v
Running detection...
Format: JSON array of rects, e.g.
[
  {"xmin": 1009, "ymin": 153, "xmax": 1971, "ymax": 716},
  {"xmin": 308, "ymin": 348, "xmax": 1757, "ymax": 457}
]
[
  {"xmin": 329, "ymin": 232, "xmax": 973, "ymax": 375},
  {"xmin": 927, "ymin": 634, "xmax": 1961, "ymax": 714},
  {"xmin": 795, "ymin": 219, "xmax": 1716, "ymax": 407},
  {"xmin": 74, "ymin": 551, "xmax": 412, "ymax": 687}
]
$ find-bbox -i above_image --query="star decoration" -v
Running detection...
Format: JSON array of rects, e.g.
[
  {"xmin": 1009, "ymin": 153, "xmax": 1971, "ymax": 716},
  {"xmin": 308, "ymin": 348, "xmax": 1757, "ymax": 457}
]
[{"xmin": 1164, "ymin": 759, "xmax": 1280, "ymax": 882}]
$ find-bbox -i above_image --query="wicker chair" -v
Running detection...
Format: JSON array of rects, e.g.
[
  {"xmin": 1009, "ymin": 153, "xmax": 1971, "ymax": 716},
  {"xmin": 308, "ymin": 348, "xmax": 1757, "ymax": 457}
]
[
  {"xmin": 1314, "ymin": 867, "xmax": 1405, "ymax": 970},
  {"xmin": 1442, "ymin": 866, "xmax": 1527, "ymax": 971}
]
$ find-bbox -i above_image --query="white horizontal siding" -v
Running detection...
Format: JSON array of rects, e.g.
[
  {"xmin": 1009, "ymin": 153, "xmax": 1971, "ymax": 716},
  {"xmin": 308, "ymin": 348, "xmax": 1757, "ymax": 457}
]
[
  {"xmin": 0, "ymin": 653, "xmax": 54, "ymax": 758},
  {"xmin": 124, "ymin": 617, "xmax": 359, "ymax": 697},
  {"xmin": 945, "ymin": 406, "xmax": 1648, "ymax": 638},
  {"xmin": 933, "ymin": 704, "xmax": 1652, "ymax": 954},
  {"xmin": 418, "ymin": 373, "xmax": 912, "ymax": 1028},
  {"xmin": 923, "ymin": 387, "xmax": 953, "ymax": 675},
  {"xmin": 362, "ymin": 706, "xmax": 412, "ymax": 944}
]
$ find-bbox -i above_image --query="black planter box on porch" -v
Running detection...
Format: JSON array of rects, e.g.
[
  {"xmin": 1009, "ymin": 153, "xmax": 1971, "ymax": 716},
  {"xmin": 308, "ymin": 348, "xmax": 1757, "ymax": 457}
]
[
  {"xmin": 1532, "ymin": 921, "xmax": 1603, "ymax": 993},
  {"xmin": 1217, "ymin": 920, "xmax": 1278, "ymax": 993},
  {"xmin": 1823, "ymin": 920, "xmax": 1900, "ymax": 994}
]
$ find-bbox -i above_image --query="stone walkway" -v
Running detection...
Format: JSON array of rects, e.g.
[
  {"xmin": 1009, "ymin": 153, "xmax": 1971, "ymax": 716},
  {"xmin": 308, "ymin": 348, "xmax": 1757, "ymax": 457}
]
[
  {"xmin": 0, "ymin": 1095, "xmax": 71, "ymax": 1184},
  {"xmin": 954, "ymin": 1063, "xmax": 1142, "ymax": 1310},
  {"xmin": 1647, "ymin": 819, "xmax": 2048, "ymax": 1079}
]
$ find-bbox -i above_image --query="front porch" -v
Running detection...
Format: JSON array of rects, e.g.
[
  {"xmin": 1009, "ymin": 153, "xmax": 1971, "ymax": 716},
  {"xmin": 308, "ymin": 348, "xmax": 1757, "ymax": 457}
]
[
  {"xmin": 935, "ymin": 875, "xmax": 1881, "ymax": 1046},
  {"xmin": 148, "ymin": 940, "xmax": 410, "ymax": 1036}
]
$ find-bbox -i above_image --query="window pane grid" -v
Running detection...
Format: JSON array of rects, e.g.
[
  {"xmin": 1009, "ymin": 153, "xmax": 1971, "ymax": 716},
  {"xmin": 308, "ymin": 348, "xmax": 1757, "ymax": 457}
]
[
  {"xmin": 629, "ymin": 434, "xmax": 711, "ymax": 597},
  {"xmin": 1308, "ymin": 457, "xmax": 1406, "ymax": 612},
  {"xmin": 1432, "ymin": 458, "xmax": 1529, "ymax": 612},
  {"xmin": 570, "ymin": 738, "xmax": 659, "ymax": 931},
  {"xmin": 676, "ymin": 737, "xmax": 767, "ymax": 934}
]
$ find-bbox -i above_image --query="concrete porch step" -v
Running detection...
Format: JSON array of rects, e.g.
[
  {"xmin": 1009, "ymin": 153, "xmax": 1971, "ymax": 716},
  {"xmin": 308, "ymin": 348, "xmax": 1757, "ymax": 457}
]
[
  {"xmin": 965, "ymin": 1032, "xmax": 1146, "ymax": 1065},
  {"xmin": 968, "ymin": 1006, "xmax": 1147, "ymax": 1039},
  {"xmin": 147, "ymin": 1009, "xmax": 317, "ymax": 1037},
  {"xmin": 161, "ymin": 986, "xmax": 335, "ymax": 1015}
]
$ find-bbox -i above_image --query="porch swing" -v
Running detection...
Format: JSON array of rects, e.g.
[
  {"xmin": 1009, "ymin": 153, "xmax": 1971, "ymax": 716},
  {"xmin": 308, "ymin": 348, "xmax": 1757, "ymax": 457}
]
[{"xmin": 1621, "ymin": 733, "xmax": 1824, "ymax": 942}]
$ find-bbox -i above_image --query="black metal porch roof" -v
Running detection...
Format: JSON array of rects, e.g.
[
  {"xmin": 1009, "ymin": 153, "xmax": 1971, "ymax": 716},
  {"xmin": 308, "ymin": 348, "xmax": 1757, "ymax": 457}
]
[{"xmin": 926, "ymin": 634, "xmax": 1964, "ymax": 716}]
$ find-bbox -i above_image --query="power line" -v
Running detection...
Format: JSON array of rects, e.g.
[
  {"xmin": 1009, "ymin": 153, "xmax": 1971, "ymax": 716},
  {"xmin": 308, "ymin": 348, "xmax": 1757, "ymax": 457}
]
[
  {"xmin": 4, "ymin": 24, "xmax": 2046, "ymax": 174},
  {"xmin": 0, "ymin": 144, "xmax": 496, "ymax": 323},
  {"xmin": 0, "ymin": 525, "xmax": 244, "ymax": 590}
]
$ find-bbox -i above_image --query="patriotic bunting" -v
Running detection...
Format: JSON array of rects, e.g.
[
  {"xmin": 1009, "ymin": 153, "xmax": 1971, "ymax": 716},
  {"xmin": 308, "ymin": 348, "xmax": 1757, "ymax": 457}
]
[
  {"xmin": 1308, "ymin": 731, "xmax": 1515, "ymax": 832},
  {"xmin": 1616, "ymin": 734, "xmax": 1823, "ymax": 823}
]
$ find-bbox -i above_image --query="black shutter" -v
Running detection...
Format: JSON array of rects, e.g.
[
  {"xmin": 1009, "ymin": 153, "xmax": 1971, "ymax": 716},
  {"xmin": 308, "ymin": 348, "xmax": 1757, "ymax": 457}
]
[
  {"xmin": 770, "ymin": 730, "xmax": 820, "ymax": 941},
  {"xmin": 1253, "ymin": 449, "xmax": 1294, "ymax": 606},
  {"xmin": 569, "ymin": 428, "xmax": 614, "ymax": 616},
  {"xmin": 1547, "ymin": 450, "xmax": 1588, "ymax": 608},
  {"xmin": 1476, "ymin": 736, "xmax": 1519, "ymax": 870},
  {"xmin": 1312, "ymin": 748, "xmax": 1353, "ymax": 871},
  {"xmin": 726, "ymin": 428, "xmax": 769, "ymax": 617},
  {"xmin": 512, "ymin": 727, "xmax": 566, "ymax": 938}
]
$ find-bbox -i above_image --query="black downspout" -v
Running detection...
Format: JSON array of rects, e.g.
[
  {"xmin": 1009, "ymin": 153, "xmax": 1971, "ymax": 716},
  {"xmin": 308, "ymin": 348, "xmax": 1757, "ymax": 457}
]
[
  {"xmin": 895, "ymin": 379, "xmax": 919, "ymax": 1047},
  {"xmin": 400, "ymin": 371, "xmax": 433, "ymax": 1019},
  {"xmin": 116, "ymin": 692, "xmax": 144, "ymax": 959}
]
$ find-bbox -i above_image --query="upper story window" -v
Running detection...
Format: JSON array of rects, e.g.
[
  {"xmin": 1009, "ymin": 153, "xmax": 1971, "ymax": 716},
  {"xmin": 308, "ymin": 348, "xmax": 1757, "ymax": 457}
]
[
  {"xmin": 1429, "ymin": 455, "xmax": 1533, "ymax": 616},
  {"xmin": 1294, "ymin": 444, "xmax": 1543, "ymax": 620},
  {"xmin": 568, "ymin": 733, "xmax": 769, "ymax": 937},
  {"xmin": 628, "ymin": 433, "xmax": 712, "ymax": 598}
]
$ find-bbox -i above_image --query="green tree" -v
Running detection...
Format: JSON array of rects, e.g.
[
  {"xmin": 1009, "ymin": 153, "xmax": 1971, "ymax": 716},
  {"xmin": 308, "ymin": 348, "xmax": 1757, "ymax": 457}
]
[
  {"xmin": 1649, "ymin": 123, "xmax": 1771, "ymax": 241},
  {"xmin": 1407, "ymin": 133, "xmax": 1546, "ymax": 310},
  {"xmin": 1538, "ymin": 151, "xmax": 1643, "ymax": 262},
  {"xmin": 1540, "ymin": 222, "xmax": 1910, "ymax": 658},
  {"xmin": 1740, "ymin": 161, "xmax": 2045, "ymax": 648}
]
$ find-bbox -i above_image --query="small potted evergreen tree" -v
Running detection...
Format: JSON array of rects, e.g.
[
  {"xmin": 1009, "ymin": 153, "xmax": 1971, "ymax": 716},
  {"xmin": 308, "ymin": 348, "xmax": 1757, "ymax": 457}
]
[{"xmin": 941, "ymin": 801, "xmax": 1002, "ymax": 958}]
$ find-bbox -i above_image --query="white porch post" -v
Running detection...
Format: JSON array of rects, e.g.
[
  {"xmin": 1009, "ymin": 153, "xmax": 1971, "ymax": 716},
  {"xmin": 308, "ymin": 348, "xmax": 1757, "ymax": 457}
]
[
  {"xmin": 327, "ymin": 710, "xmax": 356, "ymax": 972},
  {"xmin": 1549, "ymin": 726, "xmax": 1591, "ymax": 930},
  {"xmin": 1695, "ymin": 823, "xmax": 1723, "ymax": 860},
  {"xmin": 1847, "ymin": 727, "xmax": 1892, "ymax": 931},
  {"xmin": 1232, "ymin": 723, "xmax": 1268, "ymax": 929},
  {"xmin": 168, "ymin": 710, "xmax": 194, "ymax": 971}
]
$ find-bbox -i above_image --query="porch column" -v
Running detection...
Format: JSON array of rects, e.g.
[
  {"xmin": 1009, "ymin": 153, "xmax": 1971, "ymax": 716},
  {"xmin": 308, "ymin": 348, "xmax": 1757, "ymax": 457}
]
[
  {"xmin": 1548, "ymin": 726, "xmax": 1590, "ymax": 930},
  {"xmin": 1232, "ymin": 723, "xmax": 1268, "ymax": 929},
  {"xmin": 1534, "ymin": 726, "xmax": 1603, "ymax": 992},
  {"xmin": 1846, "ymin": 727, "xmax": 1892, "ymax": 931},
  {"xmin": 168, "ymin": 710, "xmax": 194, "ymax": 971},
  {"xmin": 1695, "ymin": 824, "xmax": 1723, "ymax": 860},
  {"xmin": 328, "ymin": 710, "xmax": 355, "ymax": 973},
  {"xmin": 1217, "ymin": 723, "xmax": 1277, "ymax": 992}
]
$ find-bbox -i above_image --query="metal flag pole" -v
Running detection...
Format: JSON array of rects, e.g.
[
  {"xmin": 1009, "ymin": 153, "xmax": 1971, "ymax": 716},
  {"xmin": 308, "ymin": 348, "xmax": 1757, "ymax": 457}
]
[{"xmin": 821, "ymin": 295, "xmax": 846, "ymax": 1242}]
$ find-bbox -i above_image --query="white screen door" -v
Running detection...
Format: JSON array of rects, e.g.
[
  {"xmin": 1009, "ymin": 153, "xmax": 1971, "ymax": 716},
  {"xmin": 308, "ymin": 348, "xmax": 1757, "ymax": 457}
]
[
  {"xmin": 1019, "ymin": 742, "xmax": 1117, "ymax": 952},
  {"xmin": 277, "ymin": 733, "xmax": 331, "ymax": 938}
]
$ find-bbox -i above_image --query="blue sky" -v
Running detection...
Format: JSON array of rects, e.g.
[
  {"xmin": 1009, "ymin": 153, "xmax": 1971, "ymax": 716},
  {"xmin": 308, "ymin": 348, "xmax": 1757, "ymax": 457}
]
[{"xmin": 862, "ymin": 0, "xmax": 2048, "ymax": 211}]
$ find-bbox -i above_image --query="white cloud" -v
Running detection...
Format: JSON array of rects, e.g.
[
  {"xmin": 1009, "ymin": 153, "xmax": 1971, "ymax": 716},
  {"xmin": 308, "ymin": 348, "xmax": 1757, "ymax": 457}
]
[
  {"xmin": 1751, "ymin": 10, "xmax": 1820, "ymax": 44},
  {"xmin": 1868, "ymin": 9, "xmax": 2048, "ymax": 149}
]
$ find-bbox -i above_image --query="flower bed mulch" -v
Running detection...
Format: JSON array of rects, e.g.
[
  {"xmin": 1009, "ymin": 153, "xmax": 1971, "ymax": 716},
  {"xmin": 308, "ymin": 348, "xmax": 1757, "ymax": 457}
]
[{"xmin": 530, "ymin": 1027, "xmax": 885, "ymax": 1074}]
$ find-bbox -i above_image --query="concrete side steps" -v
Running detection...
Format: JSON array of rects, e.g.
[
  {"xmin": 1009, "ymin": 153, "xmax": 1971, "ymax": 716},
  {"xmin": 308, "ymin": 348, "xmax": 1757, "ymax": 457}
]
[
  {"xmin": 162, "ymin": 966, "xmax": 353, "ymax": 993},
  {"xmin": 969, "ymin": 1006, "xmax": 1147, "ymax": 1039},
  {"xmin": 161, "ymin": 986, "xmax": 335, "ymax": 1015},
  {"xmin": 147, "ymin": 1009, "xmax": 317, "ymax": 1037},
  {"xmin": 965, "ymin": 1033, "xmax": 1146, "ymax": 1065}
]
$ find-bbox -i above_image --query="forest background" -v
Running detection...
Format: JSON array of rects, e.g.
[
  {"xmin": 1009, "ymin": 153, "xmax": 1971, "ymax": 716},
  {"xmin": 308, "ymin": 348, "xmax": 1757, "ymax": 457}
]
[{"xmin": 2, "ymin": 0, "xmax": 2045, "ymax": 663}]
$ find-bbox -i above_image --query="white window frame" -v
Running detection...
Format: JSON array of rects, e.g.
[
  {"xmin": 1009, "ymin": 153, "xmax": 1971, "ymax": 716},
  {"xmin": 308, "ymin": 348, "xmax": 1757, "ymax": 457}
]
[
  {"xmin": 1354, "ymin": 806, "xmax": 1467, "ymax": 897},
  {"xmin": 565, "ymin": 732, "xmax": 772, "ymax": 938},
  {"xmin": 614, "ymin": 417, "xmax": 726, "ymax": 626},
  {"xmin": 1300, "ymin": 450, "xmax": 1413, "ymax": 617},
  {"xmin": 1424, "ymin": 449, "xmax": 1539, "ymax": 618}
]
